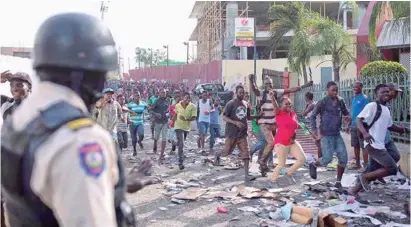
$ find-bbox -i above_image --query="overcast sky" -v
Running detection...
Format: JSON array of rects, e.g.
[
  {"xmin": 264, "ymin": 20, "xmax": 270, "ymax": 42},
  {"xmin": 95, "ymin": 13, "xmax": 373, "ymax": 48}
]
[{"xmin": 0, "ymin": 0, "xmax": 197, "ymax": 70}]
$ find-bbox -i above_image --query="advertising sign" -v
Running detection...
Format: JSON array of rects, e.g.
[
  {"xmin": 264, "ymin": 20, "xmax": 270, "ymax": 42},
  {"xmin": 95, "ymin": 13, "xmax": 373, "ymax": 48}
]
[{"xmin": 234, "ymin": 17, "xmax": 255, "ymax": 47}]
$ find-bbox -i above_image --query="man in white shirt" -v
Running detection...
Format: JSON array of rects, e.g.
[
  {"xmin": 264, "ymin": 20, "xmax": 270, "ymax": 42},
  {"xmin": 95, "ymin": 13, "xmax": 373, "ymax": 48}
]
[{"xmin": 349, "ymin": 84, "xmax": 409, "ymax": 196}]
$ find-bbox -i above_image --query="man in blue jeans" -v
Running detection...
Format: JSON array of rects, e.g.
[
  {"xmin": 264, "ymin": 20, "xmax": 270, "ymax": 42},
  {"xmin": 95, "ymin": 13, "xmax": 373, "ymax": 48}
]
[
  {"xmin": 128, "ymin": 92, "xmax": 147, "ymax": 156},
  {"xmin": 209, "ymin": 98, "xmax": 223, "ymax": 151},
  {"xmin": 197, "ymin": 91, "xmax": 213, "ymax": 153},
  {"xmin": 309, "ymin": 81, "xmax": 351, "ymax": 188}
]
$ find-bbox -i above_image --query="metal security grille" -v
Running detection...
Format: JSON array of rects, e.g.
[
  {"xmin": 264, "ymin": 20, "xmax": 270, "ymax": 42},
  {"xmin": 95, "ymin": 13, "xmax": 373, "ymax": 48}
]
[
  {"xmin": 400, "ymin": 52, "xmax": 410, "ymax": 73},
  {"xmin": 262, "ymin": 68, "xmax": 285, "ymax": 89}
]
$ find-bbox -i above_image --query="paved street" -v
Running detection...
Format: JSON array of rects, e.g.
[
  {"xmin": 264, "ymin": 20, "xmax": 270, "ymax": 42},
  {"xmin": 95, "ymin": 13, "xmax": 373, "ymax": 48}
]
[{"xmin": 121, "ymin": 124, "xmax": 410, "ymax": 227}]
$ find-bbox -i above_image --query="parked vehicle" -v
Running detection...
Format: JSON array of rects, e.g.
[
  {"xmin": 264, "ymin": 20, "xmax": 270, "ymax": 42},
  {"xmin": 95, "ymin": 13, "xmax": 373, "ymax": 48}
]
[{"xmin": 193, "ymin": 83, "xmax": 233, "ymax": 106}]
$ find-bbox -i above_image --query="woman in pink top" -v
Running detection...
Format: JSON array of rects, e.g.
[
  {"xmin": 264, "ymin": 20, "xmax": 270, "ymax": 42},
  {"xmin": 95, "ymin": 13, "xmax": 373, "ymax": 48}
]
[{"xmin": 269, "ymin": 91, "xmax": 306, "ymax": 186}]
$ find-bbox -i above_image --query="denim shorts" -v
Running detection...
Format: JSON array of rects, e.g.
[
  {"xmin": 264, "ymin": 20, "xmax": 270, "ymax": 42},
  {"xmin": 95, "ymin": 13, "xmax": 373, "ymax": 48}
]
[
  {"xmin": 319, "ymin": 134, "xmax": 348, "ymax": 167},
  {"xmin": 198, "ymin": 121, "xmax": 210, "ymax": 136}
]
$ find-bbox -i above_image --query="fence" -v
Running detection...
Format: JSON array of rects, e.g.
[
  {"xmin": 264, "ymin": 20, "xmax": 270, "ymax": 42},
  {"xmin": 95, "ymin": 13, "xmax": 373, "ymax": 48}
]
[
  {"xmin": 293, "ymin": 73, "xmax": 410, "ymax": 143},
  {"xmin": 129, "ymin": 61, "xmax": 222, "ymax": 89}
]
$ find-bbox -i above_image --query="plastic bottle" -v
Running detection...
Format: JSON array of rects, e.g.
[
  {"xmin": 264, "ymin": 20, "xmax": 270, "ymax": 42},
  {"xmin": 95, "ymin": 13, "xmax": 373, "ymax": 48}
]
[{"xmin": 298, "ymin": 122, "xmax": 311, "ymax": 135}]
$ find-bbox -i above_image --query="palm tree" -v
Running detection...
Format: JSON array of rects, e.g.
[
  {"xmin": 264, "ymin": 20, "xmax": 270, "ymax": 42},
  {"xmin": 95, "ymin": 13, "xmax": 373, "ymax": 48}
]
[
  {"xmin": 369, "ymin": 1, "xmax": 410, "ymax": 49},
  {"xmin": 311, "ymin": 18, "xmax": 356, "ymax": 82},
  {"xmin": 268, "ymin": 2, "xmax": 317, "ymax": 83}
]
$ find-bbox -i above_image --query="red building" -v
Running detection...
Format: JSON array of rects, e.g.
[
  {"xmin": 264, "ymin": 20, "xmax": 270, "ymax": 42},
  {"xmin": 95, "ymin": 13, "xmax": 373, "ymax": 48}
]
[{"xmin": 356, "ymin": 2, "xmax": 410, "ymax": 75}]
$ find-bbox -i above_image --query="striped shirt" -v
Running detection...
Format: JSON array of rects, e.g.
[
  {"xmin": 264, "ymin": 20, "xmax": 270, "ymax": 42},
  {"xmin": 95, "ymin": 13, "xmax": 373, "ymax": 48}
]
[
  {"xmin": 128, "ymin": 101, "xmax": 147, "ymax": 126},
  {"xmin": 257, "ymin": 89, "xmax": 284, "ymax": 124}
]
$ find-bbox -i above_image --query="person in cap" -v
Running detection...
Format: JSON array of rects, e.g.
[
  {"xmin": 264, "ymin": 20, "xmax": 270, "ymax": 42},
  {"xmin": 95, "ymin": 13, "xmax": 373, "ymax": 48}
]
[
  {"xmin": 1, "ymin": 71, "xmax": 32, "ymax": 120},
  {"xmin": 387, "ymin": 83, "xmax": 403, "ymax": 100},
  {"xmin": 249, "ymin": 73, "xmax": 313, "ymax": 176},
  {"xmin": 95, "ymin": 87, "xmax": 123, "ymax": 142},
  {"xmin": 1, "ymin": 13, "xmax": 152, "ymax": 227},
  {"xmin": 0, "ymin": 70, "xmax": 33, "ymax": 227}
]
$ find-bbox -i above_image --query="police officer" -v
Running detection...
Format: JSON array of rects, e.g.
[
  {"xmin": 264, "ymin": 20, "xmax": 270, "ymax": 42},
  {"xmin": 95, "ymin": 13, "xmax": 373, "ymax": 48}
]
[{"xmin": 1, "ymin": 13, "xmax": 152, "ymax": 227}]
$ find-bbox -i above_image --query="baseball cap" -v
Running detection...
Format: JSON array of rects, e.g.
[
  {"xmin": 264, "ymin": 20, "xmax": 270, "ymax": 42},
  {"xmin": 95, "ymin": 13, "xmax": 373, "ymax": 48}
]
[
  {"xmin": 387, "ymin": 83, "xmax": 403, "ymax": 92},
  {"xmin": 103, "ymin": 88, "xmax": 115, "ymax": 94},
  {"xmin": 8, "ymin": 72, "xmax": 32, "ymax": 86}
]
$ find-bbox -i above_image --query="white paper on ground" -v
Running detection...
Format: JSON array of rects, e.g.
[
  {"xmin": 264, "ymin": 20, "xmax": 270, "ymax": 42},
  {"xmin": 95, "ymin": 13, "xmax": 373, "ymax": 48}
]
[
  {"xmin": 381, "ymin": 221, "xmax": 410, "ymax": 227},
  {"xmin": 340, "ymin": 173, "xmax": 357, "ymax": 187}
]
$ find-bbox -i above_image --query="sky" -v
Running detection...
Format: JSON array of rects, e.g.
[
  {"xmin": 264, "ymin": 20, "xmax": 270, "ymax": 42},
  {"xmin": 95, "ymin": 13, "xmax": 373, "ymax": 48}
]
[{"xmin": 0, "ymin": 0, "xmax": 198, "ymax": 71}]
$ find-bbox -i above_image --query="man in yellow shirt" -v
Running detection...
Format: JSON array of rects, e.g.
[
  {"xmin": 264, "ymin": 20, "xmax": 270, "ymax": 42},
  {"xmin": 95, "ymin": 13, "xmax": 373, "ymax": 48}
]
[{"xmin": 171, "ymin": 92, "xmax": 197, "ymax": 170}]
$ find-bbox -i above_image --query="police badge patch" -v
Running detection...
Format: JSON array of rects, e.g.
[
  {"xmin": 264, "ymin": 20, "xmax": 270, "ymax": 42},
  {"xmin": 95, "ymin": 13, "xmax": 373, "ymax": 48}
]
[{"xmin": 79, "ymin": 143, "xmax": 106, "ymax": 178}]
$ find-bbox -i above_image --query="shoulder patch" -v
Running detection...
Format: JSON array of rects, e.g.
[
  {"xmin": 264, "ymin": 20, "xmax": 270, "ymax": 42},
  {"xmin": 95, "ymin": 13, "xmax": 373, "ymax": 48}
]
[
  {"xmin": 66, "ymin": 118, "xmax": 94, "ymax": 130},
  {"xmin": 79, "ymin": 143, "xmax": 106, "ymax": 178}
]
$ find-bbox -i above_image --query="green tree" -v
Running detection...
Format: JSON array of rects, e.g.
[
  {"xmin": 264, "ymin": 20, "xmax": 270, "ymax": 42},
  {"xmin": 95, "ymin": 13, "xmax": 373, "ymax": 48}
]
[
  {"xmin": 135, "ymin": 47, "xmax": 167, "ymax": 68},
  {"xmin": 369, "ymin": 2, "xmax": 410, "ymax": 50},
  {"xmin": 360, "ymin": 60, "xmax": 407, "ymax": 77},
  {"xmin": 268, "ymin": 2, "xmax": 318, "ymax": 84},
  {"xmin": 311, "ymin": 18, "xmax": 356, "ymax": 82}
]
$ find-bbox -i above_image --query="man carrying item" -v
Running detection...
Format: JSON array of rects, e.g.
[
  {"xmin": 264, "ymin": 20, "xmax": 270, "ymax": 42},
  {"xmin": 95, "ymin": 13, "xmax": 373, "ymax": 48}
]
[
  {"xmin": 348, "ymin": 84, "xmax": 409, "ymax": 195},
  {"xmin": 249, "ymin": 73, "xmax": 313, "ymax": 176},
  {"xmin": 309, "ymin": 81, "xmax": 351, "ymax": 189},
  {"xmin": 116, "ymin": 94, "xmax": 130, "ymax": 151},
  {"xmin": 1, "ymin": 13, "xmax": 153, "ymax": 227},
  {"xmin": 214, "ymin": 85, "xmax": 255, "ymax": 183},
  {"xmin": 348, "ymin": 81, "xmax": 370, "ymax": 172},
  {"xmin": 150, "ymin": 89, "xmax": 170, "ymax": 163},
  {"xmin": 172, "ymin": 92, "xmax": 197, "ymax": 170},
  {"xmin": 127, "ymin": 91, "xmax": 147, "ymax": 156}
]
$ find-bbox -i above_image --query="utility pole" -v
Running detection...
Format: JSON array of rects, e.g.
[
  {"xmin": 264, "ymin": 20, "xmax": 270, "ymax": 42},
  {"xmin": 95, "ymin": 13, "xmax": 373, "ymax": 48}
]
[
  {"xmin": 163, "ymin": 45, "xmax": 169, "ymax": 66},
  {"xmin": 183, "ymin": 42, "xmax": 189, "ymax": 64},
  {"xmin": 100, "ymin": 1, "xmax": 109, "ymax": 20}
]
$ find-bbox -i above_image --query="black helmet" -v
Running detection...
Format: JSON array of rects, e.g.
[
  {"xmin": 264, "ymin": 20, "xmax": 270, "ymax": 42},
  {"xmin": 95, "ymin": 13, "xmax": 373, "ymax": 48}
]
[{"xmin": 32, "ymin": 13, "xmax": 118, "ymax": 73}]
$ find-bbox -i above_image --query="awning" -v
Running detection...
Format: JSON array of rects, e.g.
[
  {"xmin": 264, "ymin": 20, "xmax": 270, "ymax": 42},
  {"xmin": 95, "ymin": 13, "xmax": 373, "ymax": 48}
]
[{"xmin": 377, "ymin": 18, "xmax": 410, "ymax": 49}]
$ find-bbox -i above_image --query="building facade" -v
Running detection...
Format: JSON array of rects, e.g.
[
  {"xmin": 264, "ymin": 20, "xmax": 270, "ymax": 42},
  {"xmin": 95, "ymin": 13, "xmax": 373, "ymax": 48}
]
[{"xmin": 0, "ymin": 47, "xmax": 32, "ymax": 59}]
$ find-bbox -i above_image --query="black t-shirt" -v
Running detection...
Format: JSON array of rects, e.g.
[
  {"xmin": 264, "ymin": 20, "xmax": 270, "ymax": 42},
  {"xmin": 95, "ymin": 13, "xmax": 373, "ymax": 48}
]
[
  {"xmin": 224, "ymin": 99, "xmax": 250, "ymax": 139},
  {"xmin": 151, "ymin": 98, "xmax": 170, "ymax": 124}
]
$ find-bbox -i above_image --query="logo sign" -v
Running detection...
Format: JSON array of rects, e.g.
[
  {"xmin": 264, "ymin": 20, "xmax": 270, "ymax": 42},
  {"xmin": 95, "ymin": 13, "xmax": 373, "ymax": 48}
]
[{"xmin": 235, "ymin": 17, "xmax": 255, "ymax": 47}]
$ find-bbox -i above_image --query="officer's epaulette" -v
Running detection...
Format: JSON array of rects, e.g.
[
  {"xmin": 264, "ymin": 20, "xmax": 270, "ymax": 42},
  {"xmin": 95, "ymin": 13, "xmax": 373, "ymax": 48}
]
[{"xmin": 65, "ymin": 118, "xmax": 94, "ymax": 130}]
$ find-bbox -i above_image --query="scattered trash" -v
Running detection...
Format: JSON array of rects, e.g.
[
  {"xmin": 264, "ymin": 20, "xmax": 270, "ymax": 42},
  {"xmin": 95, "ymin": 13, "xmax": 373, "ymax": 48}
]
[
  {"xmin": 238, "ymin": 206, "xmax": 259, "ymax": 213},
  {"xmin": 171, "ymin": 187, "xmax": 206, "ymax": 200},
  {"xmin": 280, "ymin": 203, "xmax": 292, "ymax": 221},
  {"xmin": 340, "ymin": 173, "xmax": 357, "ymax": 187},
  {"xmin": 202, "ymin": 190, "xmax": 238, "ymax": 199},
  {"xmin": 170, "ymin": 198, "xmax": 186, "ymax": 204},
  {"xmin": 159, "ymin": 207, "xmax": 168, "ymax": 211},
  {"xmin": 216, "ymin": 207, "xmax": 228, "ymax": 213},
  {"xmin": 269, "ymin": 209, "xmax": 282, "ymax": 220},
  {"xmin": 229, "ymin": 216, "xmax": 240, "ymax": 222}
]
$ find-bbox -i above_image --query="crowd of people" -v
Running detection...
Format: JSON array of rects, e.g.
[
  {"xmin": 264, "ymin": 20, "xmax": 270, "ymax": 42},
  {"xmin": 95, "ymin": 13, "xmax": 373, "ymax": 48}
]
[
  {"xmin": 0, "ymin": 12, "xmax": 409, "ymax": 227},
  {"xmin": 92, "ymin": 72, "xmax": 409, "ymax": 195}
]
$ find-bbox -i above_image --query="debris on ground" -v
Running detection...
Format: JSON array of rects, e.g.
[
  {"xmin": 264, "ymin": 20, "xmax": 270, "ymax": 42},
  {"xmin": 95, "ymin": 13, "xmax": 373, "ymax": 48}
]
[{"xmin": 171, "ymin": 187, "xmax": 207, "ymax": 200}]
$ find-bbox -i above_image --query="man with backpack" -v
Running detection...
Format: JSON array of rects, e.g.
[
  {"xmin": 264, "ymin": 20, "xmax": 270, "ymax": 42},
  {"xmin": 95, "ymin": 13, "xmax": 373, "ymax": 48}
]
[
  {"xmin": 309, "ymin": 81, "xmax": 351, "ymax": 188},
  {"xmin": 348, "ymin": 84, "xmax": 409, "ymax": 195}
]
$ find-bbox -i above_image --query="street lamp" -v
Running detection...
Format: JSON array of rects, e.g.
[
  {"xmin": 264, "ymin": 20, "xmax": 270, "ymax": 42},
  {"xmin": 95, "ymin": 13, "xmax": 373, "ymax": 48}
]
[
  {"xmin": 163, "ymin": 45, "xmax": 169, "ymax": 66},
  {"xmin": 148, "ymin": 48, "xmax": 153, "ymax": 68},
  {"xmin": 183, "ymin": 42, "xmax": 189, "ymax": 64}
]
